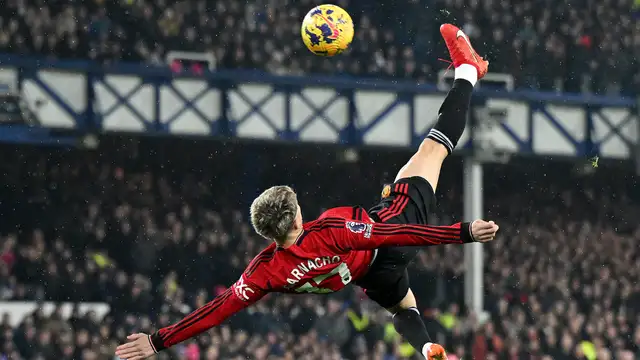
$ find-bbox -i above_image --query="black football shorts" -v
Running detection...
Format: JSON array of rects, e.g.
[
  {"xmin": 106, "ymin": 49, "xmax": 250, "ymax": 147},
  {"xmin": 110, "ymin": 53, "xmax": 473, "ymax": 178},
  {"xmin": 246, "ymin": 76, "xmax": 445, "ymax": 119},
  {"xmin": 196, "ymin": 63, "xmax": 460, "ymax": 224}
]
[{"xmin": 354, "ymin": 176, "xmax": 436, "ymax": 309}]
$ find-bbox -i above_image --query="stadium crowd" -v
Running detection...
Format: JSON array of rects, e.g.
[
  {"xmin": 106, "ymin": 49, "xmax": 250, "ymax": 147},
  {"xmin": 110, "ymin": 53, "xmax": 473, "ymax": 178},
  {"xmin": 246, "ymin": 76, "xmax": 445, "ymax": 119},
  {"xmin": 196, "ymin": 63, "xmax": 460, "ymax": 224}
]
[
  {"xmin": 0, "ymin": 141, "xmax": 639, "ymax": 360},
  {"xmin": 1, "ymin": 0, "xmax": 639, "ymax": 95}
]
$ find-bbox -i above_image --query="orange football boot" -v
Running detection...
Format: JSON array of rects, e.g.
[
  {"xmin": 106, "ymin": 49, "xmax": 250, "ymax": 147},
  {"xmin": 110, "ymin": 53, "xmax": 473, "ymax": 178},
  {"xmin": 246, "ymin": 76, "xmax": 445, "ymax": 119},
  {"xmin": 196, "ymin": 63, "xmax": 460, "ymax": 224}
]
[
  {"xmin": 423, "ymin": 343, "xmax": 448, "ymax": 360},
  {"xmin": 440, "ymin": 23, "xmax": 489, "ymax": 79}
]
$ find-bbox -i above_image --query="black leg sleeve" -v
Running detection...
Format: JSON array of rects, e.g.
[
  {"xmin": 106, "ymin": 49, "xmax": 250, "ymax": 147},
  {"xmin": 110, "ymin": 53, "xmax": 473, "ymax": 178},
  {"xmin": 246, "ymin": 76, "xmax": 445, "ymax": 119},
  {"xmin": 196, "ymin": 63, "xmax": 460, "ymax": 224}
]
[
  {"xmin": 426, "ymin": 79, "xmax": 474, "ymax": 154},
  {"xmin": 392, "ymin": 307, "xmax": 432, "ymax": 353}
]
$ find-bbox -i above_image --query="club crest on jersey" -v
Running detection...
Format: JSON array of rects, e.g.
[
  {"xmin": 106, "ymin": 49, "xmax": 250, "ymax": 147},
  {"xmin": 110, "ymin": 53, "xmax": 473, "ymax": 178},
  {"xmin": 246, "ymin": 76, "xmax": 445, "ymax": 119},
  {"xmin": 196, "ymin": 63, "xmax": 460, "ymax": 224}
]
[
  {"xmin": 346, "ymin": 221, "xmax": 372, "ymax": 238},
  {"xmin": 381, "ymin": 185, "xmax": 391, "ymax": 198}
]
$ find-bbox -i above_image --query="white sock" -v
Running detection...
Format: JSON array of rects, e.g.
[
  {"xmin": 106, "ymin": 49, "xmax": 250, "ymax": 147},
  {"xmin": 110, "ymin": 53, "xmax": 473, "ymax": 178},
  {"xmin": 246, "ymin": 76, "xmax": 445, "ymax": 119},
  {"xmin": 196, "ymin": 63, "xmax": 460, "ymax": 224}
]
[
  {"xmin": 422, "ymin": 342, "xmax": 433, "ymax": 358},
  {"xmin": 454, "ymin": 63, "xmax": 478, "ymax": 86}
]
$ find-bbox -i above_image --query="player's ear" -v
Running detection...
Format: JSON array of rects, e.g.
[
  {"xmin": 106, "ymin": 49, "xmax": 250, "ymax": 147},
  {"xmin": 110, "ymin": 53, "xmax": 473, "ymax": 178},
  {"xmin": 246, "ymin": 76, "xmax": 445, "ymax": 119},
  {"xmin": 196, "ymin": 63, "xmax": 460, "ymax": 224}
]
[{"xmin": 295, "ymin": 205, "xmax": 303, "ymax": 226}]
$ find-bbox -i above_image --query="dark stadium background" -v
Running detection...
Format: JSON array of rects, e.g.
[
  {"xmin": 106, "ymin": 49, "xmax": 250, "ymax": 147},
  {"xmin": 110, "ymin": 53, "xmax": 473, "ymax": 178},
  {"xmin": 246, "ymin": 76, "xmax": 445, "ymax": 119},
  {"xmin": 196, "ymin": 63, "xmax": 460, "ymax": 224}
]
[{"xmin": 1, "ymin": 0, "xmax": 640, "ymax": 359}]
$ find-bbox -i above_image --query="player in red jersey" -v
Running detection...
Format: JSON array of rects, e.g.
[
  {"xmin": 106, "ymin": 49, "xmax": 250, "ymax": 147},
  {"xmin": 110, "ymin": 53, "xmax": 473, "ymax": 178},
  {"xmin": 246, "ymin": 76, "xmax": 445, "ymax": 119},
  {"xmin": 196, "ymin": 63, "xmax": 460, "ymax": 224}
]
[{"xmin": 116, "ymin": 24, "xmax": 494, "ymax": 360}]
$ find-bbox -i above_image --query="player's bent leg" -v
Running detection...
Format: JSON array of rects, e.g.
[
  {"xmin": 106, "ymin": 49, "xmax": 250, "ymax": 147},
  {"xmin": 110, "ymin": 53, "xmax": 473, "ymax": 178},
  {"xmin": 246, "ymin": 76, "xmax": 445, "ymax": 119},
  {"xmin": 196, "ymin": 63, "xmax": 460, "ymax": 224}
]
[
  {"xmin": 357, "ymin": 260, "xmax": 446, "ymax": 358},
  {"xmin": 387, "ymin": 287, "xmax": 418, "ymax": 314},
  {"xmin": 389, "ymin": 289, "xmax": 448, "ymax": 360}
]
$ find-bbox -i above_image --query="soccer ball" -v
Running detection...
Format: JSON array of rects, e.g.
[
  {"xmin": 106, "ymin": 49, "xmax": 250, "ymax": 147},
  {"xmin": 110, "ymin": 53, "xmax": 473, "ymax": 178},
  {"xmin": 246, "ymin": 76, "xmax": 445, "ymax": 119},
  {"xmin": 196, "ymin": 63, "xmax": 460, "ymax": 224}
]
[{"xmin": 301, "ymin": 4, "xmax": 354, "ymax": 56}]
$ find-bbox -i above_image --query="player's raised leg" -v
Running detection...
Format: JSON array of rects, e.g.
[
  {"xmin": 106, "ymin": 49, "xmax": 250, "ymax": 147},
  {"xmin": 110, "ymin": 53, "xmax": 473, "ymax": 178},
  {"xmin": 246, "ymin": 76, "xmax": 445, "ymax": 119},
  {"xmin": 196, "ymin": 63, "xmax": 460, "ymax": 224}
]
[
  {"xmin": 389, "ymin": 289, "xmax": 448, "ymax": 359},
  {"xmin": 394, "ymin": 23, "xmax": 489, "ymax": 191},
  {"xmin": 388, "ymin": 24, "xmax": 489, "ymax": 360}
]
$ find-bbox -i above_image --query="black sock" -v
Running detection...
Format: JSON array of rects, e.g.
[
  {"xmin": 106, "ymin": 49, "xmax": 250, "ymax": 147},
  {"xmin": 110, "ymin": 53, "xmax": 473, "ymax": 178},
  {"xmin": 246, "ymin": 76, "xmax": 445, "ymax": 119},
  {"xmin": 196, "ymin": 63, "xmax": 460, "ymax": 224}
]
[
  {"xmin": 426, "ymin": 78, "xmax": 474, "ymax": 154},
  {"xmin": 392, "ymin": 307, "xmax": 431, "ymax": 353}
]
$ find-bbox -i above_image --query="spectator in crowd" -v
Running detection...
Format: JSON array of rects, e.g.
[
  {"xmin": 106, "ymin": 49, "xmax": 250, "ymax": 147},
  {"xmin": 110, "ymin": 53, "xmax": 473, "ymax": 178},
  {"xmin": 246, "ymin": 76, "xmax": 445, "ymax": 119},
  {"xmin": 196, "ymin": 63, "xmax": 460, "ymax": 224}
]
[
  {"xmin": 1, "ymin": 0, "xmax": 639, "ymax": 94},
  {"xmin": 0, "ymin": 141, "xmax": 638, "ymax": 359}
]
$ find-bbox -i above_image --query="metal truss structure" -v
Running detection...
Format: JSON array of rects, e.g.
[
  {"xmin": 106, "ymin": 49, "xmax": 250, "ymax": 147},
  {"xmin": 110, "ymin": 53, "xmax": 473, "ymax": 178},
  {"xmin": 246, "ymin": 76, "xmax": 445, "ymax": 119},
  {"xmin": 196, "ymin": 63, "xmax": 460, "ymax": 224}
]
[{"xmin": 0, "ymin": 55, "xmax": 637, "ymax": 158}]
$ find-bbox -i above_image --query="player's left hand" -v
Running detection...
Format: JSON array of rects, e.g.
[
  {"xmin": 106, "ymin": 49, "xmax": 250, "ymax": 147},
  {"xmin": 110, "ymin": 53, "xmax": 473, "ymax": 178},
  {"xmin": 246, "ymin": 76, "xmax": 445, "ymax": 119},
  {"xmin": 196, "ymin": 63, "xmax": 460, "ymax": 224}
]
[
  {"xmin": 470, "ymin": 220, "xmax": 499, "ymax": 242},
  {"xmin": 115, "ymin": 333, "xmax": 156, "ymax": 360}
]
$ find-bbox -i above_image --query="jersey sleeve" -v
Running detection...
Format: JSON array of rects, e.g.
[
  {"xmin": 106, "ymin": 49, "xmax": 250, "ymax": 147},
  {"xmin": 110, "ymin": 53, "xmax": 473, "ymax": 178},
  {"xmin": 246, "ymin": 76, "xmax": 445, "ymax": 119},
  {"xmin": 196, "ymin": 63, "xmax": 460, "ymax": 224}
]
[
  {"xmin": 149, "ymin": 273, "xmax": 266, "ymax": 352},
  {"xmin": 334, "ymin": 219, "xmax": 475, "ymax": 251}
]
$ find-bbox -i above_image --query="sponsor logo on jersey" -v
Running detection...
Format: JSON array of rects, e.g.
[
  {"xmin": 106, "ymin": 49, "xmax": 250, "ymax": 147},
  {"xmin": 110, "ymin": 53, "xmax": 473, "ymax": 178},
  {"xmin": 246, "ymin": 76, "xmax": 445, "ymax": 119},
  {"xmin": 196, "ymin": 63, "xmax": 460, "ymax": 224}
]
[
  {"xmin": 346, "ymin": 221, "xmax": 372, "ymax": 238},
  {"xmin": 233, "ymin": 276, "xmax": 255, "ymax": 301},
  {"xmin": 381, "ymin": 185, "xmax": 391, "ymax": 198}
]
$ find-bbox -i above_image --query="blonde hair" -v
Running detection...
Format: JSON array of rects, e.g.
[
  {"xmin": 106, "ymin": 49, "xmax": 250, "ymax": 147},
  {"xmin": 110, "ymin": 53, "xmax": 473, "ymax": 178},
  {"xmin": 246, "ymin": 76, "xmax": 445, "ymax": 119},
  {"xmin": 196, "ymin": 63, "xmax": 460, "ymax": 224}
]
[{"xmin": 250, "ymin": 186, "xmax": 298, "ymax": 242}]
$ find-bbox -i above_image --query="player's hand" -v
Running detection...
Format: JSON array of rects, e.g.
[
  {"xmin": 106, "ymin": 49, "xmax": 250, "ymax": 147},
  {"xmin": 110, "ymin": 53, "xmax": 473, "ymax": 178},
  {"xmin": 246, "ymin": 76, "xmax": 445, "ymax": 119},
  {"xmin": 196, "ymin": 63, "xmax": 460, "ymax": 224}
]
[
  {"xmin": 470, "ymin": 220, "xmax": 499, "ymax": 242},
  {"xmin": 115, "ymin": 333, "xmax": 156, "ymax": 360}
]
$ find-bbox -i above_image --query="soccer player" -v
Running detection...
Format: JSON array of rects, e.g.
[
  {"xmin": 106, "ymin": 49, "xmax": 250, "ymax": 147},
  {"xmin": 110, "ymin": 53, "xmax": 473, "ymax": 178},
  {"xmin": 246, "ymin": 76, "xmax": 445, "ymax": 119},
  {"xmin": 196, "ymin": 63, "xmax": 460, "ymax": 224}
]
[{"xmin": 116, "ymin": 24, "xmax": 493, "ymax": 360}]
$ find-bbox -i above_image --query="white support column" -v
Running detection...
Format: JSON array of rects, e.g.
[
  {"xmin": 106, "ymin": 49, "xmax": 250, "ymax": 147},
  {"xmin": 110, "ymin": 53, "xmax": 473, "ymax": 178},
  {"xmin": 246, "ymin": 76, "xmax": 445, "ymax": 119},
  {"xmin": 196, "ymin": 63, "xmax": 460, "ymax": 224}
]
[
  {"xmin": 463, "ymin": 159, "xmax": 484, "ymax": 315},
  {"xmin": 636, "ymin": 97, "xmax": 640, "ymax": 176}
]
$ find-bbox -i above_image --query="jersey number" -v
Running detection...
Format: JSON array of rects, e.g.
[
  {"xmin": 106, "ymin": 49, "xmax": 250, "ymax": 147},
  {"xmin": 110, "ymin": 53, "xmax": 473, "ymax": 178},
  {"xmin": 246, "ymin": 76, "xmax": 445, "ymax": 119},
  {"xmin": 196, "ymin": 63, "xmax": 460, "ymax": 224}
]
[{"xmin": 295, "ymin": 262, "xmax": 352, "ymax": 294}]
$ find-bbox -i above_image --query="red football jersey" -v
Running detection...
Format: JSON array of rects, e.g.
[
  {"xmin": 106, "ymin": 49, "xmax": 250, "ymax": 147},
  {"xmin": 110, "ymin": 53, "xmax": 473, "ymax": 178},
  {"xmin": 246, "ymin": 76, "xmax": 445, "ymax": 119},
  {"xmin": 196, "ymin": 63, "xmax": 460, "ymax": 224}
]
[{"xmin": 149, "ymin": 206, "xmax": 472, "ymax": 352}]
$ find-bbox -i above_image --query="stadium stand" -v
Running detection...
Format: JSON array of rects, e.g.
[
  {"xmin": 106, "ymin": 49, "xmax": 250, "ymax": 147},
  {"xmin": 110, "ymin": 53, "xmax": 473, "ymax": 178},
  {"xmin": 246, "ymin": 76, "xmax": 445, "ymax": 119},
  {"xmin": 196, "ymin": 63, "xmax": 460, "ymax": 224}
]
[
  {"xmin": 0, "ymin": 140, "xmax": 639, "ymax": 360},
  {"xmin": 1, "ymin": 0, "xmax": 639, "ymax": 359},
  {"xmin": 1, "ymin": 0, "xmax": 639, "ymax": 94}
]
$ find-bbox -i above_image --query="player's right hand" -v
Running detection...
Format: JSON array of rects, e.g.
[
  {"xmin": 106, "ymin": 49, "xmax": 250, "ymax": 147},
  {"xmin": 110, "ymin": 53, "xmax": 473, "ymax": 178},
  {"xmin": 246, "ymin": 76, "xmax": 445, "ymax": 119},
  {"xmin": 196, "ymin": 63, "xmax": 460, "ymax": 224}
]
[
  {"xmin": 115, "ymin": 333, "xmax": 156, "ymax": 360},
  {"xmin": 470, "ymin": 220, "xmax": 499, "ymax": 242}
]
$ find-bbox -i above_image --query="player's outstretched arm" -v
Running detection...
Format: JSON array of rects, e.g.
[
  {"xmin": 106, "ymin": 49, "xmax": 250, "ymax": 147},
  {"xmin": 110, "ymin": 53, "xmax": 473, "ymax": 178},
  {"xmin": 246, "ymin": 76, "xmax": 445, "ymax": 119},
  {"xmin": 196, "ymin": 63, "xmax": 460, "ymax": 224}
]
[
  {"xmin": 115, "ymin": 279, "xmax": 265, "ymax": 360},
  {"xmin": 339, "ymin": 219, "xmax": 499, "ymax": 251}
]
